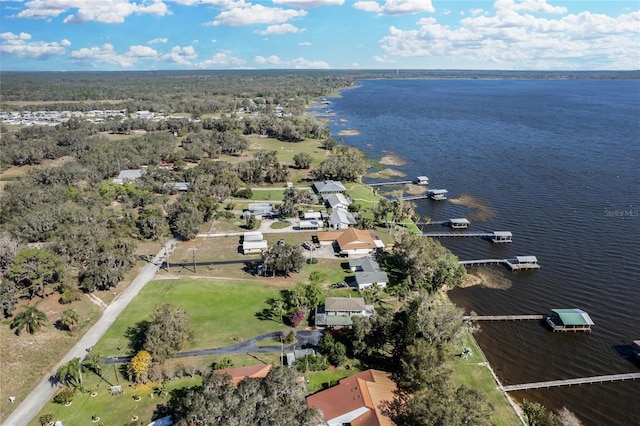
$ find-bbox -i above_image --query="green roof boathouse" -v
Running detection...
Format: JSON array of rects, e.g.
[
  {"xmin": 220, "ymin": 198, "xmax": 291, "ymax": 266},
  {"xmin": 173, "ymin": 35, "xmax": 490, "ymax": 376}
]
[{"xmin": 546, "ymin": 309, "xmax": 594, "ymax": 332}]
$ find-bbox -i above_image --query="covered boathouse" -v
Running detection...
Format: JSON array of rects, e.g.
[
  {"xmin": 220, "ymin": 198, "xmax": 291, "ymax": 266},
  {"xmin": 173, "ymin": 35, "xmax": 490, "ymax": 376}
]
[{"xmin": 546, "ymin": 309, "xmax": 594, "ymax": 332}]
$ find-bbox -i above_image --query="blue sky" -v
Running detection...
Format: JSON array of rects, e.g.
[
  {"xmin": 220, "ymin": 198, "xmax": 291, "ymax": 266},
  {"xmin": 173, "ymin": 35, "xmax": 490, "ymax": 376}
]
[{"xmin": 1, "ymin": 0, "xmax": 638, "ymax": 71}]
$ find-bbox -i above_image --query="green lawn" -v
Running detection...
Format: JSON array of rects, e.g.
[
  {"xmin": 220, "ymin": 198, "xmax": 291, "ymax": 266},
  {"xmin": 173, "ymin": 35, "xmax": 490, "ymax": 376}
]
[
  {"xmin": 450, "ymin": 333, "xmax": 523, "ymax": 426},
  {"xmin": 307, "ymin": 366, "xmax": 361, "ymax": 394},
  {"xmin": 30, "ymin": 371, "xmax": 201, "ymax": 426},
  {"xmin": 91, "ymin": 279, "xmax": 286, "ymax": 357}
]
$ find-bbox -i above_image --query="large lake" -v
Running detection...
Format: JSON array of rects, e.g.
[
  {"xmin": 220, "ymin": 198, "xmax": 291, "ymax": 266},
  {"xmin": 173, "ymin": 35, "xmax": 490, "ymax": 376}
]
[{"xmin": 324, "ymin": 78, "xmax": 640, "ymax": 426}]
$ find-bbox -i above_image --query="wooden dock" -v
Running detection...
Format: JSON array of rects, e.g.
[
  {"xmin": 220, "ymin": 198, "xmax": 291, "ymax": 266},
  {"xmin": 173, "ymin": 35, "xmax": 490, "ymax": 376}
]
[
  {"xmin": 460, "ymin": 257, "xmax": 540, "ymax": 270},
  {"xmin": 463, "ymin": 315, "xmax": 544, "ymax": 321},
  {"xmin": 366, "ymin": 180, "xmax": 413, "ymax": 187},
  {"xmin": 424, "ymin": 231, "xmax": 512, "ymax": 243},
  {"xmin": 426, "ymin": 232, "xmax": 494, "ymax": 238},
  {"xmin": 502, "ymin": 372, "xmax": 640, "ymax": 392}
]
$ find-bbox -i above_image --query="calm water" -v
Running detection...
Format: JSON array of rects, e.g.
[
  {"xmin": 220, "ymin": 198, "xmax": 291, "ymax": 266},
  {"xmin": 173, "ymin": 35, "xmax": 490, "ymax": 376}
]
[{"xmin": 324, "ymin": 79, "xmax": 640, "ymax": 426}]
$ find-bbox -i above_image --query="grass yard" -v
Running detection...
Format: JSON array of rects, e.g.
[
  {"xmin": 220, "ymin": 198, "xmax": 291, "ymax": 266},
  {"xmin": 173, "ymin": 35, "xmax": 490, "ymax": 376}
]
[
  {"xmin": 0, "ymin": 298, "xmax": 101, "ymax": 424},
  {"xmin": 449, "ymin": 333, "xmax": 522, "ymax": 426},
  {"xmin": 307, "ymin": 366, "xmax": 361, "ymax": 394},
  {"xmin": 29, "ymin": 372, "xmax": 201, "ymax": 426},
  {"xmin": 91, "ymin": 279, "xmax": 287, "ymax": 357}
]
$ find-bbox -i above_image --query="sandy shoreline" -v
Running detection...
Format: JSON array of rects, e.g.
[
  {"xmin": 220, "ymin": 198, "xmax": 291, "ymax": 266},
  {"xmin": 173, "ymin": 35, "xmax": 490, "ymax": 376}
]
[{"xmin": 379, "ymin": 150, "xmax": 408, "ymax": 166}]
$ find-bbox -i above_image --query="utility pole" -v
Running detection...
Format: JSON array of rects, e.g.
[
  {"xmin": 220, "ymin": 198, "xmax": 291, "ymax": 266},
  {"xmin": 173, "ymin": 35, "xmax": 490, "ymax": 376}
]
[{"xmin": 188, "ymin": 247, "xmax": 198, "ymax": 273}]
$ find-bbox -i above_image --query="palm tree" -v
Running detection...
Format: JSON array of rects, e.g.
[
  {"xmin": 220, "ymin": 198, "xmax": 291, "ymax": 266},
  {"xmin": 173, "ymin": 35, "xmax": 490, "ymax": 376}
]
[
  {"xmin": 272, "ymin": 300, "xmax": 286, "ymax": 324},
  {"xmin": 85, "ymin": 353, "xmax": 104, "ymax": 378},
  {"xmin": 60, "ymin": 308, "xmax": 80, "ymax": 333},
  {"xmin": 57, "ymin": 357, "xmax": 84, "ymax": 390},
  {"xmin": 10, "ymin": 305, "xmax": 49, "ymax": 335}
]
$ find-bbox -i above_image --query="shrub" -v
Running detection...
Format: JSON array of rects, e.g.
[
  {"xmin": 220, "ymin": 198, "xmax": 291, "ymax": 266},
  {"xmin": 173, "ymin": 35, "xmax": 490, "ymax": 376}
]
[
  {"xmin": 234, "ymin": 188, "xmax": 253, "ymax": 199},
  {"xmin": 53, "ymin": 387, "xmax": 75, "ymax": 405},
  {"xmin": 38, "ymin": 413, "xmax": 53, "ymax": 426},
  {"xmin": 59, "ymin": 286, "xmax": 82, "ymax": 304},
  {"xmin": 295, "ymin": 354, "xmax": 327, "ymax": 373},
  {"xmin": 283, "ymin": 329, "xmax": 296, "ymax": 344},
  {"xmin": 289, "ymin": 311, "xmax": 305, "ymax": 328}
]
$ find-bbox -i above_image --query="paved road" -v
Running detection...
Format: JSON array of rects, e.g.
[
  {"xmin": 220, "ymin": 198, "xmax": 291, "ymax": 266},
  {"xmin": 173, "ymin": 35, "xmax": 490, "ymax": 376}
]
[
  {"xmin": 104, "ymin": 330, "xmax": 322, "ymax": 364},
  {"xmin": 2, "ymin": 240, "xmax": 178, "ymax": 426}
]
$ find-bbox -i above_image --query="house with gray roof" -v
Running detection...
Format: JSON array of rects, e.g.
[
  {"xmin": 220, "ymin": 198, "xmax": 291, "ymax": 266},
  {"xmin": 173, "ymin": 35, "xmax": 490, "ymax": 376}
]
[
  {"xmin": 349, "ymin": 257, "xmax": 388, "ymax": 290},
  {"xmin": 113, "ymin": 168, "xmax": 145, "ymax": 184},
  {"xmin": 324, "ymin": 193, "xmax": 350, "ymax": 210},
  {"xmin": 313, "ymin": 180, "xmax": 347, "ymax": 195},
  {"xmin": 329, "ymin": 209, "xmax": 357, "ymax": 230}
]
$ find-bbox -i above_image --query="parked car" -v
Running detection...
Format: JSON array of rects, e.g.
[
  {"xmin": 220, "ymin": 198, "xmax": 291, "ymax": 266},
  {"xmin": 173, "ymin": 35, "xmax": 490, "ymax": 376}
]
[{"xmin": 332, "ymin": 282, "xmax": 348, "ymax": 288}]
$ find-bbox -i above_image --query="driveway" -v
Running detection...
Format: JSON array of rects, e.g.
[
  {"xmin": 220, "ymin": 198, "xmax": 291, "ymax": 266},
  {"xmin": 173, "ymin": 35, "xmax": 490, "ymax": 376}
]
[
  {"xmin": 104, "ymin": 330, "xmax": 322, "ymax": 363},
  {"xmin": 3, "ymin": 240, "xmax": 178, "ymax": 426}
]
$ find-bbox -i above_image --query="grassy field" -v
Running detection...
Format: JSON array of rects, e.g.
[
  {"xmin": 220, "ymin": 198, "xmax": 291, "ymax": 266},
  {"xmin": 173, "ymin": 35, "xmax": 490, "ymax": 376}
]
[
  {"xmin": 307, "ymin": 366, "xmax": 361, "ymax": 394},
  {"xmin": 91, "ymin": 279, "xmax": 288, "ymax": 356},
  {"xmin": 450, "ymin": 332, "xmax": 523, "ymax": 425}
]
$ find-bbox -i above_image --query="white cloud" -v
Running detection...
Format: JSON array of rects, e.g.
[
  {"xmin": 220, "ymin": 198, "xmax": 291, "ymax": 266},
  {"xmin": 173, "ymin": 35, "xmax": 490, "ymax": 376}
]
[
  {"xmin": 272, "ymin": 0, "xmax": 344, "ymax": 8},
  {"xmin": 0, "ymin": 32, "xmax": 70, "ymax": 59},
  {"xmin": 494, "ymin": 0, "xmax": 567, "ymax": 15},
  {"xmin": 256, "ymin": 23, "xmax": 305, "ymax": 35},
  {"xmin": 253, "ymin": 55, "xmax": 329, "ymax": 68},
  {"xmin": 353, "ymin": 1, "xmax": 381, "ymax": 13},
  {"xmin": 162, "ymin": 45, "xmax": 197, "ymax": 65},
  {"xmin": 148, "ymin": 37, "xmax": 169, "ymax": 44},
  {"xmin": 209, "ymin": 4, "xmax": 307, "ymax": 26},
  {"xmin": 290, "ymin": 57, "xmax": 330, "ymax": 69},
  {"xmin": 16, "ymin": 0, "xmax": 169, "ymax": 24},
  {"xmin": 373, "ymin": 54, "xmax": 394, "ymax": 63},
  {"xmin": 379, "ymin": 6, "xmax": 640, "ymax": 69},
  {"xmin": 198, "ymin": 50, "xmax": 247, "ymax": 68},
  {"xmin": 70, "ymin": 43, "xmax": 136, "ymax": 67},
  {"xmin": 354, "ymin": 0, "xmax": 434, "ymax": 15},
  {"xmin": 254, "ymin": 55, "xmax": 282, "ymax": 65},
  {"xmin": 127, "ymin": 45, "xmax": 159, "ymax": 58},
  {"xmin": 299, "ymin": 41, "xmax": 312, "ymax": 46}
]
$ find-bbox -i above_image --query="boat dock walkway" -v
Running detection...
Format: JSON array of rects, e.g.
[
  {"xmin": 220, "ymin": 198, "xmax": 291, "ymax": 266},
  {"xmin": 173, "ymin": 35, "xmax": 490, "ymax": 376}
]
[
  {"xmin": 460, "ymin": 257, "xmax": 540, "ymax": 270},
  {"xmin": 502, "ymin": 372, "xmax": 640, "ymax": 392},
  {"xmin": 366, "ymin": 180, "xmax": 413, "ymax": 187},
  {"xmin": 464, "ymin": 315, "xmax": 545, "ymax": 321},
  {"xmin": 426, "ymin": 232, "xmax": 494, "ymax": 238}
]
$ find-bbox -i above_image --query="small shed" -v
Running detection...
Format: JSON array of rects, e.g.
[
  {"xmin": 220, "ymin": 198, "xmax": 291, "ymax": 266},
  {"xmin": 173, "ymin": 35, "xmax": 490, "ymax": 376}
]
[{"xmin": 546, "ymin": 308, "xmax": 594, "ymax": 332}]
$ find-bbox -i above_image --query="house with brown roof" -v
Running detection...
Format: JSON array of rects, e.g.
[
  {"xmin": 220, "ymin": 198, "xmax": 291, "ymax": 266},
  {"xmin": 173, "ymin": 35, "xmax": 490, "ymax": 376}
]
[
  {"xmin": 213, "ymin": 364, "xmax": 272, "ymax": 386},
  {"xmin": 307, "ymin": 369, "xmax": 397, "ymax": 426},
  {"xmin": 316, "ymin": 228, "xmax": 385, "ymax": 257}
]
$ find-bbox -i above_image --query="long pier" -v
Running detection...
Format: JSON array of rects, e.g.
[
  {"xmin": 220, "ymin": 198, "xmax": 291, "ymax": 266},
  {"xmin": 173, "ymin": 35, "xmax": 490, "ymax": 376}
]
[
  {"xmin": 464, "ymin": 315, "xmax": 544, "ymax": 321},
  {"xmin": 426, "ymin": 232, "xmax": 494, "ymax": 238},
  {"xmin": 502, "ymin": 372, "xmax": 640, "ymax": 392},
  {"xmin": 366, "ymin": 180, "xmax": 413, "ymax": 187},
  {"xmin": 460, "ymin": 257, "xmax": 540, "ymax": 270},
  {"xmin": 424, "ymin": 231, "xmax": 512, "ymax": 243}
]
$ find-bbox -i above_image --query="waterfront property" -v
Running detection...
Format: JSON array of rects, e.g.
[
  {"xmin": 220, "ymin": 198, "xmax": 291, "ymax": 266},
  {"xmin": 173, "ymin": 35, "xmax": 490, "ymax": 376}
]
[
  {"xmin": 546, "ymin": 309, "xmax": 594, "ymax": 332},
  {"xmin": 324, "ymin": 193, "xmax": 350, "ymax": 210},
  {"xmin": 427, "ymin": 189, "xmax": 448, "ymax": 200},
  {"xmin": 317, "ymin": 228, "xmax": 385, "ymax": 257},
  {"xmin": 307, "ymin": 369, "xmax": 397, "ymax": 426},
  {"xmin": 314, "ymin": 297, "xmax": 374, "ymax": 328},
  {"xmin": 502, "ymin": 372, "xmax": 640, "ymax": 392},
  {"xmin": 314, "ymin": 180, "xmax": 347, "ymax": 195},
  {"xmin": 348, "ymin": 257, "xmax": 389, "ymax": 290},
  {"xmin": 329, "ymin": 209, "xmax": 357, "ymax": 230}
]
